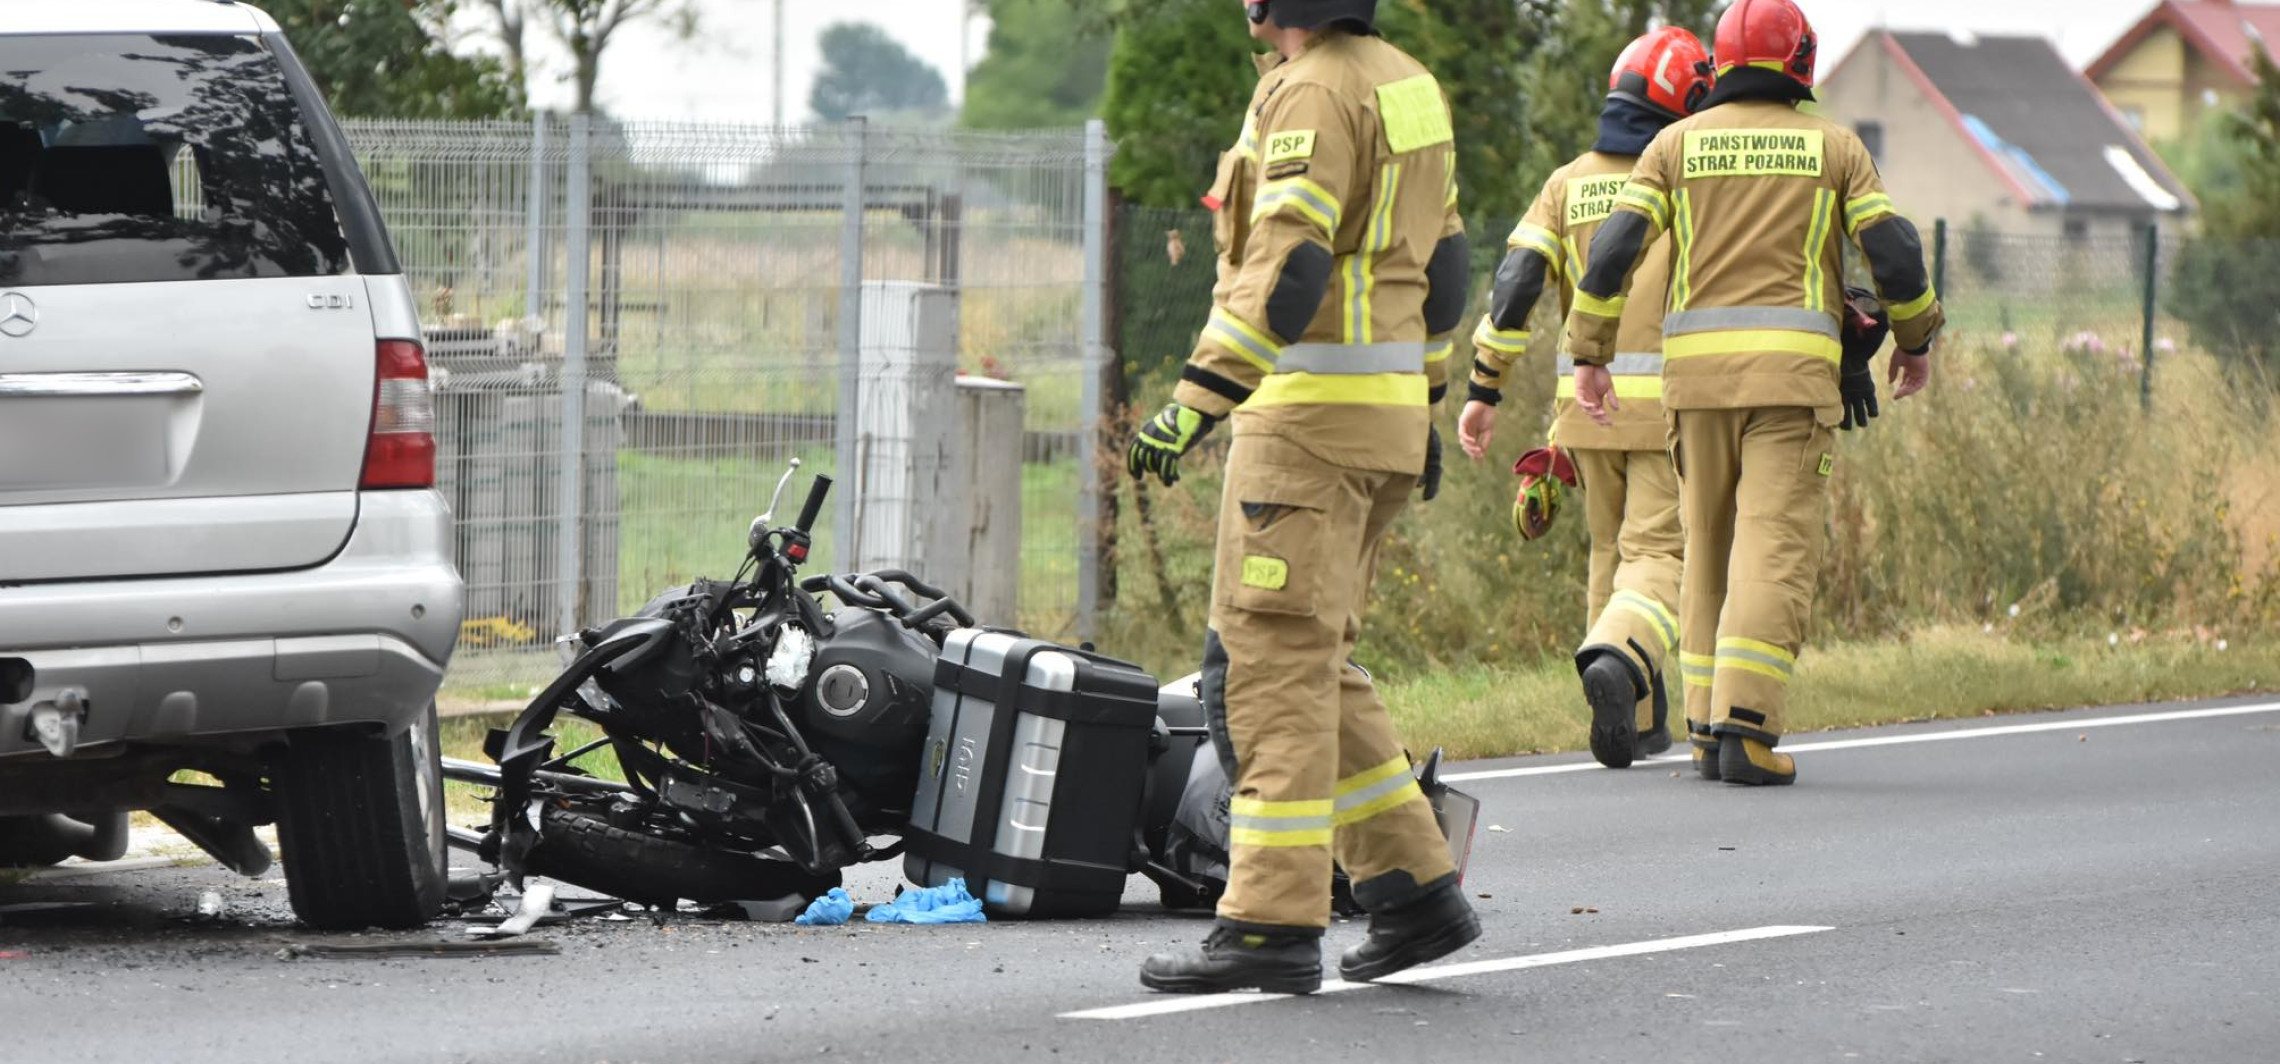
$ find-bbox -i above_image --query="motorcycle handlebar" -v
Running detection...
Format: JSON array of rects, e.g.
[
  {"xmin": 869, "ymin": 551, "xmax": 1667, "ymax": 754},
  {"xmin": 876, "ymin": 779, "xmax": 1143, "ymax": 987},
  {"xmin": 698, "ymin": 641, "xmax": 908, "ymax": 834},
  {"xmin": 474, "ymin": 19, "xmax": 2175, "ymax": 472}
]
[{"xmin": 793, "ymin": 475, "xmax": 832, "ymax": 534}]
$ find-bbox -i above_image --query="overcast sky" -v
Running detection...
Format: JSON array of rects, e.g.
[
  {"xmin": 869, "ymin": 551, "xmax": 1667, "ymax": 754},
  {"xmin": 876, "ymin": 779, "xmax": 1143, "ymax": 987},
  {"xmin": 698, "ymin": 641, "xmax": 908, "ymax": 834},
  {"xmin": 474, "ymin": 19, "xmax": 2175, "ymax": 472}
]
[{"xmin": 504, "ymin": 0, "xmax": 2214, "ymax": 123}]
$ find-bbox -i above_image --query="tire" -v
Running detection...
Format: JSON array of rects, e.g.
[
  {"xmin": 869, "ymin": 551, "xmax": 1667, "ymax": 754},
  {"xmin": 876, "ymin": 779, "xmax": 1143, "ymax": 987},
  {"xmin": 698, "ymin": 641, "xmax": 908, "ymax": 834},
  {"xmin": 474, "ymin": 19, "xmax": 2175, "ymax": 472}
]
[
  {"xmin": 275, "ymin": 703, "xmax": 447, "ymax": 930},
  {"xmin": 526, "ymin": 806, "xmax": 840, "ymax": 907},
  {"xmin": 0, "ymin": 816, "xmax": 76, "ymax": 869}
]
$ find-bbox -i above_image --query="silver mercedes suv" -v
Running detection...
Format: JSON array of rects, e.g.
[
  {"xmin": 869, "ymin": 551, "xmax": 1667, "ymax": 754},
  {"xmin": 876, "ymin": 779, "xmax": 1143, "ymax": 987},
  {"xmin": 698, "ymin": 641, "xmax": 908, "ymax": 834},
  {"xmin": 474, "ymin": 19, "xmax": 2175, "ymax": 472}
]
[{"xmin": 0, "ymin": 1, "xmax": 462, "ymax": 929}]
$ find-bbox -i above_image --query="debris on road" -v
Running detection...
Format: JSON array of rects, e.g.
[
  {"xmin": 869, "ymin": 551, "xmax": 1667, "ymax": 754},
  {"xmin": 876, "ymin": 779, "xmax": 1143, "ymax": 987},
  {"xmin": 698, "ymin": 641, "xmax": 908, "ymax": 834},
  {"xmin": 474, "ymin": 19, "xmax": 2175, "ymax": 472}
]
[
  {"xmin": 468, "ymin": 883, "xmax": 555, "ymax": 938},
  {"xmin": 794, "ymin": 887, "xmax": 855, "ymax": 926},
  {"xmin": 865, "ymin": 879, "xmax": 985, "ymax": 925},
  {"xmin": 276, "ymin": 939, "xmax": 560, "ymax": 960}
]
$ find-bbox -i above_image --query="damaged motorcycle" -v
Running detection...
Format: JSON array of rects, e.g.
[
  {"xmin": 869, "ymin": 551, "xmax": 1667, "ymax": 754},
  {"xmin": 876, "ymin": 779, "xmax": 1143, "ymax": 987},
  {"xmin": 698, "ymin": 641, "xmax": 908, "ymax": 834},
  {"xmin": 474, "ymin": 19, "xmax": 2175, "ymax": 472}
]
[{"xmin": 445, "ymin": 460, "xmax": 1476, "ymax": 918}]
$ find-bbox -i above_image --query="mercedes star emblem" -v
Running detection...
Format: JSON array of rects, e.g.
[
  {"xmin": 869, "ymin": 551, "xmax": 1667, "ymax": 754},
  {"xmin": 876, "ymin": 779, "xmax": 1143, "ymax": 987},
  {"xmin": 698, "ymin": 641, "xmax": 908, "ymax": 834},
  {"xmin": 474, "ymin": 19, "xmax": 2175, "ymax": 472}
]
[{"xmin": 0, "ymin": 292, "xmax": 36, "ymax": 338}]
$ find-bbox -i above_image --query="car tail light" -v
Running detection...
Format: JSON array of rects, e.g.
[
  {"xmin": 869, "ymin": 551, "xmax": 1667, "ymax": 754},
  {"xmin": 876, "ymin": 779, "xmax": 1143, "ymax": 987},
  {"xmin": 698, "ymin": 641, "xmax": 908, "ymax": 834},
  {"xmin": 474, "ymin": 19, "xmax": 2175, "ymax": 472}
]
[{"xmin": 361, "ymin": 339, "xmax": 436, "ymax": 490}]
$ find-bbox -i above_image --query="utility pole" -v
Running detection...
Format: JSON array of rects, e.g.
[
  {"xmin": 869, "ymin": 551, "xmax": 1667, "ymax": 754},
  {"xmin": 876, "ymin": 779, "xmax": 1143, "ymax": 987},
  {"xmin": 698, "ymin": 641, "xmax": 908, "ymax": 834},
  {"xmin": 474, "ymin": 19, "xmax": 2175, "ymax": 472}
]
[{"xmin": 772, "ymin": 0, "xmax": 786, "ymax": 126}]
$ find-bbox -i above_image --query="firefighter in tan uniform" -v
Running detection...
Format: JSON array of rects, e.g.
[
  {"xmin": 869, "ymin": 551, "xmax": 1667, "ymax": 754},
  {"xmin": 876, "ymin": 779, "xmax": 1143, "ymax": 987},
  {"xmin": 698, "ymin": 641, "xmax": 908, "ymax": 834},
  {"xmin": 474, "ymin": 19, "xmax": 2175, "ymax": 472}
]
[
  {"xmin": 1457, "ymin": 28, "xmax": 1710, "ymax": 770},
  {"xmin": 1123, "ymin": 0, "xmax": 1479, "ymax": 994},
  {"xmin": 1566, "ymin": 0, "xmax": 1944, "ymax": 786}
]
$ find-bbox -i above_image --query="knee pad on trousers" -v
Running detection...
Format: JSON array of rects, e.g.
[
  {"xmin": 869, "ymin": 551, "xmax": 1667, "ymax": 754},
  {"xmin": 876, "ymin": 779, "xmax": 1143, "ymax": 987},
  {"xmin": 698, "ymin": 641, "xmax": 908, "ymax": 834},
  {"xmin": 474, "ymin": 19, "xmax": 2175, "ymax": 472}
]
[{"xmin": 1202, "ymin": 629, "xmax": 1239, "ymax": 781}]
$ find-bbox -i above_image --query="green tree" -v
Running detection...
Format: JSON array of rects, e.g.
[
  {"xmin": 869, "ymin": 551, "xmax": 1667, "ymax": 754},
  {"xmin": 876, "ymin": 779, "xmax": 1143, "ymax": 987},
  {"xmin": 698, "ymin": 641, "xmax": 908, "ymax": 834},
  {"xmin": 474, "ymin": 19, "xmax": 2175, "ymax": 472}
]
[
  {"xmin": 266, "ymin": 0, "xmax": 519, "ymax": 119},
  {"xmin": 2170, "ymin": 44, "xmax": 2280, "ymax": 384},
  {"xmin": 810, "ymin": 23, "xmax": 952, "ymax": 123},
  {"xmin": 1100, "ymin": 0, "xmax": 1258, "ymax": 209},
  {"xmin": 962, "ymin": 0, "xmax": 1111, "ymax": 129},
  {"xmin": 1511, "ymin": 0, "xmax": 1722, "ymax": 204},
  {"xmin": 478, "ymin": 0, "xmax": 699, "ymax": 114}
]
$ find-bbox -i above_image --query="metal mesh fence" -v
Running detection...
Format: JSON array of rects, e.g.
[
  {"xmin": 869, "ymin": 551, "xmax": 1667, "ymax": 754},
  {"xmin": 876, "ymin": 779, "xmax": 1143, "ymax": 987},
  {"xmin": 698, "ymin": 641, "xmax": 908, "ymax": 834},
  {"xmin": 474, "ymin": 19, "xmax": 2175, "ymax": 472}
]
[{"xmin": 344, "ymin": 119, "xmax": 1104, "ymax": 696}]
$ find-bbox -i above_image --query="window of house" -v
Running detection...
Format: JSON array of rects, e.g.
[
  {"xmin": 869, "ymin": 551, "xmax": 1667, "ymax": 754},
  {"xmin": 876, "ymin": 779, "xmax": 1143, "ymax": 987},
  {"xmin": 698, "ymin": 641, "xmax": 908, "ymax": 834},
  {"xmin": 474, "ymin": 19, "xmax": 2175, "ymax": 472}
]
[
  {"xmin": 2063, "ymin": 216, "xmax": 2090, "ymax": 243},
  {"xmin": 1855, "ymin": 120, "xmax": 1885, "ymax": 165}
]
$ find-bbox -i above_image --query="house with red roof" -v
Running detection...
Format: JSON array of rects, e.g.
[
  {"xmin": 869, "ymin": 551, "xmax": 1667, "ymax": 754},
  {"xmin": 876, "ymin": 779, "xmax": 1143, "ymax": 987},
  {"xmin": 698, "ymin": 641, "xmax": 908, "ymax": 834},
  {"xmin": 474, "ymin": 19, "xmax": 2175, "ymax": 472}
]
[
  {"xmin": 1817, "ymin": 30, "xmax": 2194, "ymax": 245},
  {"xmin": 2088, "ymin": 0, "xmax": 2280, "ymax": 143}
]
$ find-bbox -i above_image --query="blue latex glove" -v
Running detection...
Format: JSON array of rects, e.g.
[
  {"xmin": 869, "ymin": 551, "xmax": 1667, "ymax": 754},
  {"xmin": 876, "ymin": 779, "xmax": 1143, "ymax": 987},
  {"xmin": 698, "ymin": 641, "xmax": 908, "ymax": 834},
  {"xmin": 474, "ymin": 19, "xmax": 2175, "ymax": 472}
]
[
  {"xmin": 793, "ymin": 887, "xmax": 854, "ymax": 926},
  {"xmin": 865, "ymin": 878, "xmax": 987, "ymax": 925}
]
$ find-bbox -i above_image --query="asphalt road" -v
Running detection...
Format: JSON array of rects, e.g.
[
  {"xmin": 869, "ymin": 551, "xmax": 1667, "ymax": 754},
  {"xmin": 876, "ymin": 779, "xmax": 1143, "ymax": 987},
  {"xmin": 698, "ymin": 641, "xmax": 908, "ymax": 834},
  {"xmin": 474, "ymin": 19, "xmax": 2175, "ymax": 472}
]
[{"xmin": 4, "ymin": 694, "xmax": 2278, "ymax": 1064}]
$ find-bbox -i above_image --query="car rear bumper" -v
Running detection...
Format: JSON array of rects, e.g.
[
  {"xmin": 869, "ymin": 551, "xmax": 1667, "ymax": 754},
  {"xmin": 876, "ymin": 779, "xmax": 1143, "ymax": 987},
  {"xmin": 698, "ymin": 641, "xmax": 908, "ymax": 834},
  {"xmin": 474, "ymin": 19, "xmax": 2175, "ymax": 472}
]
[{"xmin": 0, "ymin": 491, "xmax": 463, "ymax": 760}]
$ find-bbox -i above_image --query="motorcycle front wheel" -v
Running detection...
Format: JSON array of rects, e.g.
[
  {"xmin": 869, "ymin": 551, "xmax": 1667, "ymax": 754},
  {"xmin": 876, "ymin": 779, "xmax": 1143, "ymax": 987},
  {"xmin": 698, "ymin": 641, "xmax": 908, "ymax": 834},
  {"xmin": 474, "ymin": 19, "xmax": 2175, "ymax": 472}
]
[{"xmin": 526, "ymin": 805, "xmax": 841, "ymax": 907}]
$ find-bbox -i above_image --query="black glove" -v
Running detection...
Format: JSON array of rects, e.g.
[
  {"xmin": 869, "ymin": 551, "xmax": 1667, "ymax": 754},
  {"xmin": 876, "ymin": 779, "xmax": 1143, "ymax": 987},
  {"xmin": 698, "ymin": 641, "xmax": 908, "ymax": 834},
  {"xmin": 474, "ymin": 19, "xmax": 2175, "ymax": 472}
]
[
  {"xmin": 1420, "ymin": 425, "xmax": 1444, "ymax": 501},
  {"xmin": 1838, "ymin": 286, "xmax": 1891, "ymax": 432},
  {"xmin": 1126, "ymin": 402, "xmax": 1219, "ymax": 487}
]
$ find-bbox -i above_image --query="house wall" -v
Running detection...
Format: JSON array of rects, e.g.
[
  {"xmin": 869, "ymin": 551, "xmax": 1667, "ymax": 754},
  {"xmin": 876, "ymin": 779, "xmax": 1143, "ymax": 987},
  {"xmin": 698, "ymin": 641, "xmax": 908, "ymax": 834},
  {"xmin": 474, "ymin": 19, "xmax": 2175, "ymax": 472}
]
[
  {"xmin": 2097, "ymin": 24, "xmax": 2191, "ymax": 142},
  {"xmin": 1817, "ymin": 37, "xmax": 2034, "ymax": 235}
]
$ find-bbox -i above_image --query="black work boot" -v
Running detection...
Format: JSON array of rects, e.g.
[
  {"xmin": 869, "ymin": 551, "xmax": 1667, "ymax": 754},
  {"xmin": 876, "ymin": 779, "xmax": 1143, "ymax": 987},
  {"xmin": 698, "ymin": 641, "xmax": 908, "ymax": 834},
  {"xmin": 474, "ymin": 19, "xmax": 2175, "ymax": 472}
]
[
  {"xmin": 1340, "ymin": 876, "xmax": 1482, "ymax": 983},
  {"xmin": 1717, "ymin": 731, "xmax": 1796, "ymax": 787},
  {"xmin": 1140, "ymin": 923, "xmax": 1323, "ymax": 995},
  {"xmin": 1636, "ymin": 670, "xmax": 1674, "ymax": 758},
  {"xmin": 1689, "ymin": 720, "xmax": 1721, "ymax": 781},
  {"xmin": 1578, "ymin": 647, "xmax": 1648, "ymax": 769}
]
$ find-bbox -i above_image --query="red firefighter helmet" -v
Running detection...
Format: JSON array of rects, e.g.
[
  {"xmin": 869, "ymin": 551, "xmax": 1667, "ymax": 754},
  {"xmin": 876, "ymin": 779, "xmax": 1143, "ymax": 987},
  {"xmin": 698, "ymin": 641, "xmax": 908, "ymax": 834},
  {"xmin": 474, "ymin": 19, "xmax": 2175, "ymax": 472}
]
[
  {"xmin": 1713, "ymin": 0, "xmax": 1818, "ymax": 89},
  {"xmin": 1609, "ymin": 26, "xmax": 1712, "ymax": 119}
]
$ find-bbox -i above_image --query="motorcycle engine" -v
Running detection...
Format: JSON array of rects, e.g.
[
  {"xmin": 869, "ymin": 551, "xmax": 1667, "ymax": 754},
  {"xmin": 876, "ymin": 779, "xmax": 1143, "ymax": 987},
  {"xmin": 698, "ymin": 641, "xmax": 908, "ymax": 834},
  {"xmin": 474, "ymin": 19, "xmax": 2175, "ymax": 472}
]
[{"xmin": 794, "ymin": 607, "xmax": 938, "ymax": 819}]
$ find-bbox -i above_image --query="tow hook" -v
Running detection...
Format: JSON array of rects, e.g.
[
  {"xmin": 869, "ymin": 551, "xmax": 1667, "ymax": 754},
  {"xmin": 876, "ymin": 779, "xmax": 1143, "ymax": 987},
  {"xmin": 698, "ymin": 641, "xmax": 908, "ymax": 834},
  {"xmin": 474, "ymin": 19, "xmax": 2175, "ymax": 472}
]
[{"xmin": 27, "ymin": 688, "xmax": 89, "ymax": 757}]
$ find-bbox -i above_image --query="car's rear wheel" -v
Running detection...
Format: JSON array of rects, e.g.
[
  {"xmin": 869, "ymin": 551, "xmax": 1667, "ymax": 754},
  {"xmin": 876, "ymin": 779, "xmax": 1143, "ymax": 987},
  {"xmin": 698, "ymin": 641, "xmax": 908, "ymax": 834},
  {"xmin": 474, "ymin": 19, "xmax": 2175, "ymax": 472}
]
[{"xmin": 275, "ymin": 703, "xmax": 446, "ymax": 930}]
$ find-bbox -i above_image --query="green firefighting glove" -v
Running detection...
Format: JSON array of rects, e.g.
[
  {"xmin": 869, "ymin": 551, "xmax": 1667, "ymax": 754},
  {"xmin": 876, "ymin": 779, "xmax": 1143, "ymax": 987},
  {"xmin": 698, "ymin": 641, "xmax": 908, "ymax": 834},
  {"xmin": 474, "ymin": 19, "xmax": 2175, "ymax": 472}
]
[
  {"xmin": 1420, "ymin": 425, "xmax": 1445, "ymax": 501},
  {"xmin": 1126, "ymin": 402, "xmax": 1219, "ymax": 487},
  {"xmin": 1839, "ymin": 286, "xmax": 1891, "ymax": 432}
]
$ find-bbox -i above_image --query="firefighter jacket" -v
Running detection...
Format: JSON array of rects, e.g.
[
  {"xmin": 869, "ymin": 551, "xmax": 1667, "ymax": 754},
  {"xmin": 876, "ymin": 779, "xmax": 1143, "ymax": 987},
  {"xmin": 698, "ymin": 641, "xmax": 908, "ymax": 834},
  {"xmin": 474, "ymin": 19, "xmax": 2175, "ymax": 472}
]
[
  {"xmin": 1170, "ymin": 30, "xmax": 1470, "ymax": 475},
  {"xmin": 1470, "ymin": 151, "xmax": 1673, "ymax": 452},
  {"xmin": 1564, "ymin": 100, "xmax": 1946, "ymax": 413}
]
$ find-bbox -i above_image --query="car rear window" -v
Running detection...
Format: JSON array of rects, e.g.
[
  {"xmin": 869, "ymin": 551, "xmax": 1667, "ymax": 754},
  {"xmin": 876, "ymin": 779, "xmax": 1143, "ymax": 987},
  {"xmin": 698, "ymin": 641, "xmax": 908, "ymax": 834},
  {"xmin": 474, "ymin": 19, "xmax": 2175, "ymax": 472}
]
[{"xmin": 0, "ymin": 33, "xmax": 351, "ymax": 287}]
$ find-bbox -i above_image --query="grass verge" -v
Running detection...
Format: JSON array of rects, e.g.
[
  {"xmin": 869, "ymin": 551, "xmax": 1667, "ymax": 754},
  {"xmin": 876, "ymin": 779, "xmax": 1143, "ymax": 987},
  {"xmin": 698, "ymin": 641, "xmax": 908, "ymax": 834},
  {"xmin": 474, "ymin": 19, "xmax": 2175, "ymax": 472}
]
[{"xmin": 1387, "ymin": 627, "xmax": 2273, "ymax": 761}]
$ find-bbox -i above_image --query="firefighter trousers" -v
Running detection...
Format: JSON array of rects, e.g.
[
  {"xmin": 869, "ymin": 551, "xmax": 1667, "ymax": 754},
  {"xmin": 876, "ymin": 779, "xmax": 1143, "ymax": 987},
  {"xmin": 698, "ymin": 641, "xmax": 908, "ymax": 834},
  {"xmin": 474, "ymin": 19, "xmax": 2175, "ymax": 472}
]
[
  {"xmin": 1201, "ymin": 433, "xmax": 1456, "ymax": 934},
  {"xmin": 1572, "ymin": 447, "xmax": 1684, "ymax": 732},
  {"xmin": 1669, "ymin": 406, "xmax": 1836, "ymax": 745}
]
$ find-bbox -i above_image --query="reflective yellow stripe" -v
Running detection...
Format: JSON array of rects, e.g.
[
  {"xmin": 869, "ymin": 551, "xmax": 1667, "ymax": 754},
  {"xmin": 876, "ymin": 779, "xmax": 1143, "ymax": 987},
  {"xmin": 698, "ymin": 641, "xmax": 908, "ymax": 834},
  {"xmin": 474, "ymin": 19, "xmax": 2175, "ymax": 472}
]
[
  {"xmin": 1333, "ymin": 756, "xmax": 1422, "ymax": 826},
  {"xmin": 1205, "ymin": 308, "xmax": 1282, "ymax": 372},
  {"xmin": 1345, "ymin": 162, "xmax": 1401, "ymax": 343},
  {"xmin": 1719, "ymin": 637, "xmax": 1795, "ymax": 665},
  {"xmin": 1475, "ymin": 316, "xmax": 1530, "ymax": 355},
  {"xmin": 1670, "ymin": 189, "xmax": 1695, "ymax": 312},
  {"xmin": 1507, "ymin": 221, "xmax": 1562, "ymax": 265},
  {"xmin": 1252, "ymin": 176, "xmax": 1344, "ymax": 236},
  {"xmin": 1889, "ymin": 286, "xmax": 1938, "ymax": 322},
  {"xmin": 1562, "ymin": 235, "xmax": 1584, "ymax": 290},
  {"xmin": 1230, "ymin": 826, "xmax": 1334, "ymax": 848},
  {"xmin": 1716, "ymin": 637, "xmax": 1797, "ymax": 683},
  {"xmin": 1680, "ymin": 651, "xmax": 1716, "ymax": 688},
  {"xmin": 1230, "ymin": 796, "xmax": 1332, "ymax": 817},
  {"xmin": 1574, "ymin": 290, "xmax": 1627, "ymax": 320},
  {"xmin": 1844, "ymin": 193, "xmax": 1896, "ymax": 234},
  {"xmin": 1803, "ymin": 189, "xmax": 1835, "ymax": 316},
  {"xmin": 1664, "ymin": 329, "xmax": 1842, "ymax": 363},
  {"xmin": 1425, "ymin": 338, "xmax": 1453, "ymax": 365},
  {"xmin": 1335, "ymin": 755, "xmax": 1411, "ymax": 797},
  {"xmin": 1616, "ymin": 184, "xmax": 1671, "ymax": 230},
  {"xmin": 1556, "ymin": 375, "xmax": 1663, "ymax": 399},
  {"xmin": 1446, "ymin": 166, "xmax": 1459, "ymax": 209},
  {"xmin": 1235, "ymin": 112, "xmax": 1259, "ymax": 160},
  {"xmin": 1251, "ymin": 372, "xmax": 1428, "ymax": 408},
  {"xmin": 1610, "ymin": 589, "xmax": 1679, "ymax": 652}
]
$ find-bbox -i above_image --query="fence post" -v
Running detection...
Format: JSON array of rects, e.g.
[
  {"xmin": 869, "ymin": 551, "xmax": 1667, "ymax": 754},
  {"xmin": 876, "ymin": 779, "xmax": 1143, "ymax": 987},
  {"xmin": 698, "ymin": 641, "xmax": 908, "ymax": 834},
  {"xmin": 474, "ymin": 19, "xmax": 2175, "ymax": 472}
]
[
  {"xmin": 554, "ymin": 113, "xmax": 593, "ymax": 641},
  {"xmin": 524, "ymin": 114, "xmax": 550, "ymax": 330},
  {"xmin": 836, "ymin": 117, "xmax": 868, "ymax": 565},
  {"xmin": 1077, "ymin": 119, "xmax": 1109, "ymax": 642},
  {"xmin": 1931, "ymin": 217, "xmax": 1948, "ymax": 300},
  {"xmin": 2140, "ymin": 221, "xmax": 2159, "ymax": 412}
]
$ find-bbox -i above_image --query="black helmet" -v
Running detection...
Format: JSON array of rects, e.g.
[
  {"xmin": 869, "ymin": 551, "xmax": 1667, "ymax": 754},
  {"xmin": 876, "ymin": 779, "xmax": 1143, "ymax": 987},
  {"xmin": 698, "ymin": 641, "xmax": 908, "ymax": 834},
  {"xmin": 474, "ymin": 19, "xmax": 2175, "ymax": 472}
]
[{"xmin": 1248, "ymin": 0, "xmax": 1379, "ymax": 32}]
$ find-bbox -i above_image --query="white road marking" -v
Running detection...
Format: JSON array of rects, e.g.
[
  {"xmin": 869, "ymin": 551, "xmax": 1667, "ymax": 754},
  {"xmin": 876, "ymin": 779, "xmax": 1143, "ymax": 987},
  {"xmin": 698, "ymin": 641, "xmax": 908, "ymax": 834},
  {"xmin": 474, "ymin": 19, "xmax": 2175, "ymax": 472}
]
[
  {"xmin": 1442, "ymin": 700, "xmax": 2280, "ymax": 783},
  {"xmin": 1061, "ymin": 924, "xmax": 1833, "ymax": 1021}
]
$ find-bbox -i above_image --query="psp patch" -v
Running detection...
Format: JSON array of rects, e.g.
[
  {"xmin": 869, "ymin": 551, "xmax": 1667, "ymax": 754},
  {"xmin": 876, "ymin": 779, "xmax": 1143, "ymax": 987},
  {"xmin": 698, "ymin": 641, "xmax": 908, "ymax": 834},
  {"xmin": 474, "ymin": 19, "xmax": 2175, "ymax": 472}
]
[
  {"xmin": 1241, "ymin": 555, "xmax": 1290, "ymax": 591},
  {"xmin": 1817, "ymin": 453, "xmax": 1835, "ymax": 477},
  {"xmin": 1264, "ymin": 130, "xmax": 1316, "ymax": 166}
]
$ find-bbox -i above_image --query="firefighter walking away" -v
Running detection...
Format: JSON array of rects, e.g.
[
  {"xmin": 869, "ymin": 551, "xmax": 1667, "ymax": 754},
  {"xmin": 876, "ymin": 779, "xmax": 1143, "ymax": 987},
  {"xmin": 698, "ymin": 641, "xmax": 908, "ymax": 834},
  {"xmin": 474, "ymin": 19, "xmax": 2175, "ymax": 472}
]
[
  {"xmin": 1564, "ymin": 0, "xmax": 1945, "ymax": 785},
  {"xmin": 1124, "ymin": 0, "xmax": 1480, "ymax": 994},
  {"xmin": 1458, "ymin": 27, "xmax": 1710, "ymax": 770}
]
